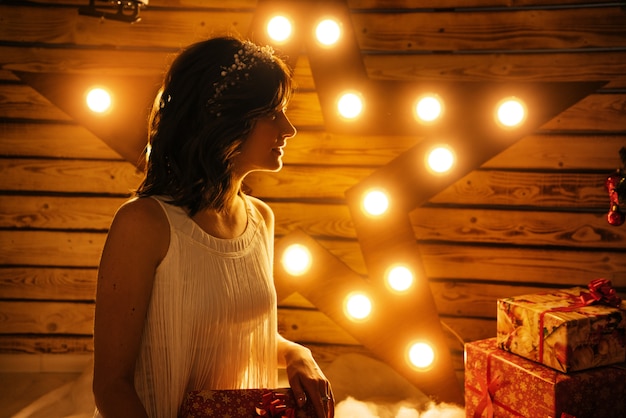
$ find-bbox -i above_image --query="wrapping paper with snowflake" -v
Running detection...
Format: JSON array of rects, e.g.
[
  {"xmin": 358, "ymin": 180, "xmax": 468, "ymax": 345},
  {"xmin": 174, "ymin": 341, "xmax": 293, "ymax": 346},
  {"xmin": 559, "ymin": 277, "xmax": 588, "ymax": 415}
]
[
  {"xmin": 496, "ymin": 283, "xmax": 625, "ymax": 372},
  {"xmin": 178, "ymin": 388, "xmax": 317, "ymax": 418},
  {"xmin": 465, "ymin": 338, "xmax": 626, "ymax": 418}
]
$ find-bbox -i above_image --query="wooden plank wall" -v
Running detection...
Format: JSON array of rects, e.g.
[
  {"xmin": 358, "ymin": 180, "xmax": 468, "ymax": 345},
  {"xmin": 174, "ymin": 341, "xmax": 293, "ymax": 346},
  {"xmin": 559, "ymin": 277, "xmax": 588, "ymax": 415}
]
[{"xmin": 1, "ymin": 0, "xmax": 625, "ymax": 383}]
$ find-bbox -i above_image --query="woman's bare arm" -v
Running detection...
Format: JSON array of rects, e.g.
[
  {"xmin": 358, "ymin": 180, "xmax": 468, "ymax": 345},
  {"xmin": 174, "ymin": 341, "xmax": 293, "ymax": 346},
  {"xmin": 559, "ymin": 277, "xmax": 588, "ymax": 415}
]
[{"xmin": 92, "ymin": 198, "xmax": 169, "ymax": 418}]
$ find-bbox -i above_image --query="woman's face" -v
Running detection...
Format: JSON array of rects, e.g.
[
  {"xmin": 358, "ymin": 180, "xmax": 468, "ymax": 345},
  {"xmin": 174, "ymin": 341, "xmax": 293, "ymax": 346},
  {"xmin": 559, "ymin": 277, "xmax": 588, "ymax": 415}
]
[{"xmin": 234, "ymin": 108, "xmax": 296, "ymax": 175}]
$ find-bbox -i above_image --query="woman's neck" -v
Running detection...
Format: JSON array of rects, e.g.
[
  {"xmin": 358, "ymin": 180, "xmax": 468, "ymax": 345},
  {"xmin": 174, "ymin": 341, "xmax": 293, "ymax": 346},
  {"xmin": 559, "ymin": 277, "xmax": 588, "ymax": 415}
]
[{"xmin": 191, "ymin": 194, "xmax": 248, "ymax": 239}]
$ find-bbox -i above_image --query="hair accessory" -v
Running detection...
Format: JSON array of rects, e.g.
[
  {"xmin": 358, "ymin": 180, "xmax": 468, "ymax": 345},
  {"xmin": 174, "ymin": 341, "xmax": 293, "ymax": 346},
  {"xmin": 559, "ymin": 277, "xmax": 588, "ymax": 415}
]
[
  {"xmin": 159, "ymin": 93, "xmax": 172, "ymax": 109},
  {"xmin": 212, "ymin": 41, "xmax": 276, "ymax": 100}
]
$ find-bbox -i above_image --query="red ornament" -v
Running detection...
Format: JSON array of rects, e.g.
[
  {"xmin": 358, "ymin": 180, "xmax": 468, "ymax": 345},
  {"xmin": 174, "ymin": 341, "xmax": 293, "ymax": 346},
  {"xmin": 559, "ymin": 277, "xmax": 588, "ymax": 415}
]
[
  {"xmin": 607, "ymin": 204, "xmax": 625, "ymax": 226},
  {"xmin": 606, "ymin": 168, "xmax": 625, "ymax": 226},
  {"xmin": 605, "ymin": 171, "xmax": 621, "ymax": 193}
]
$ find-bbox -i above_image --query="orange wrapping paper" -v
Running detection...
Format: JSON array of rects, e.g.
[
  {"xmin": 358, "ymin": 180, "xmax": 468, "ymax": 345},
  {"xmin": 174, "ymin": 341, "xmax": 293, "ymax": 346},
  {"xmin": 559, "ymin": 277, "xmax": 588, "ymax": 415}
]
[
  {"xmin": 464, "ymin": 338, "xmax": 626, "ymax": 418},
  {"xmin": 496, "ymin": 287, "xmax": 625, "ymax": 372}
]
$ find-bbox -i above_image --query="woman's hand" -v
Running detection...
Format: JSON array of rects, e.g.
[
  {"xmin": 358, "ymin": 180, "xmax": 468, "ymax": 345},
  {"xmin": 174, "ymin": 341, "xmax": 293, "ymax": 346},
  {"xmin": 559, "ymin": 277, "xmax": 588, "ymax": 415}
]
[{"xmin": 282, "ymin": 341, "xmax": 334, "ymax": 418}]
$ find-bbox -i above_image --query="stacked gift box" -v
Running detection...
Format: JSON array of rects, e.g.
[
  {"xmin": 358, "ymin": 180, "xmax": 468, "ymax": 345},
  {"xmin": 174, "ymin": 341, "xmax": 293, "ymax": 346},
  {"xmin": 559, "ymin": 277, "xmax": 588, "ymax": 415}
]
[{"xmin": 465, "ymin": 279, "xmax": 626, "ymax": 418}]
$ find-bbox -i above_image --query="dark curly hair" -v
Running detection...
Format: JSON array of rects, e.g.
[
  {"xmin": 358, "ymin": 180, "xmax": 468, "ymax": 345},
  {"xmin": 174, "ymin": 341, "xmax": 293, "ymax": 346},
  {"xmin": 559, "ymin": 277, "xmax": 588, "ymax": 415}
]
[{"xmin": 136, "ymin": 36, "xmax": 294, "ymax": 215}]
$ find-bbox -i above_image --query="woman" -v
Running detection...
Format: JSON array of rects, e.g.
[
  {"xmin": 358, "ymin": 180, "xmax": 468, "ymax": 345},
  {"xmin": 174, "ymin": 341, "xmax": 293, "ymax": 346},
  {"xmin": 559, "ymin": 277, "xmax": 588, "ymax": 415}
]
[{"xmin": 92, "ymin": 36, "xmax": 334, "ymax": 418}]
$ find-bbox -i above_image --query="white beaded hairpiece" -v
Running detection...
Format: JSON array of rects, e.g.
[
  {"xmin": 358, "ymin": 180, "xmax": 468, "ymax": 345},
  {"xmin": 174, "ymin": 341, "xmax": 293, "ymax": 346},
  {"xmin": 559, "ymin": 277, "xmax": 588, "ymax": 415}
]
[
  {"xmin": 159, "ymin": 41, "xmax": 277, "ymax": 115},
  {"xmin": 212, "ymin": 41, "xmax": 276, "ymax": 102}
]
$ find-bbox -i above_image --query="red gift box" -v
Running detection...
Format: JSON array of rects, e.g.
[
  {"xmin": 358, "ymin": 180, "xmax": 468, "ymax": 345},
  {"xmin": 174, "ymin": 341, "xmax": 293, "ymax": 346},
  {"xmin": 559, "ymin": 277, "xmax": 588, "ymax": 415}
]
[
  {"xmin": 465, "ymin": 338, "xmax": 626, "ymax": 418},
  {"xmin": 178, "ymin": 388, "xmax": 317, "ymax": 418},
  {"xmin": 496, "ymin": 283, "xmax": 625, "ymax": 372}
]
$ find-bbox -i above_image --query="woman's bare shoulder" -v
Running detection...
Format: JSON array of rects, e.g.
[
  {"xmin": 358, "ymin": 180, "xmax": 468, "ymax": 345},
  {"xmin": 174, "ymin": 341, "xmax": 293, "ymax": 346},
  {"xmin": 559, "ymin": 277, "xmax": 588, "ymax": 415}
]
[
  {"xmin": 113, "ymin": 197, "xmax": 167, "ymax": 227},
  {"xmin": 108, "ymin": 197, "xmax": 170, "ymax": 259}
]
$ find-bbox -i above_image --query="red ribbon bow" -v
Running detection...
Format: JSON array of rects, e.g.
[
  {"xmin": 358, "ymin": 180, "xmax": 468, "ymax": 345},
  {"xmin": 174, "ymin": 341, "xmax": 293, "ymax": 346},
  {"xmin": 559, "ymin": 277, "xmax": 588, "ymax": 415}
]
[
  {"xmin": 539, "ymin": 278, "xmax": 623, "ymax": 363},
  {"xmin": 579, "ymin": 278, "xmax": 622, "ymax": 307},
  {"xmin": 255, "ymin": 391, "xmax": 295, "ymax": 418}
]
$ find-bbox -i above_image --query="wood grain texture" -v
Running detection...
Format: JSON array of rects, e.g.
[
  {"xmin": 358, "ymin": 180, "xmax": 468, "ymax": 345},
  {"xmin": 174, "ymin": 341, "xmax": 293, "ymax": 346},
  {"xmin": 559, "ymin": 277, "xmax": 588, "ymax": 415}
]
[
  {"xmin": 3, "ymin": 4, "xmax": 624, "ymax": 51},
  {"xmin": 3, "ymin": 47, "xmax": 625, "ymax": 89},
  {"xmin": 0, "ymin": 195, "xmax": 125, "ymax": 230},
  {"xmin": 0, "ymin": 159, "xmax": 142, "ymax": 194},
  {"xmin": 0, "ymin": 267, "xmax": 97, "ymax": 301},
  {"xmin": 0, "ymin": 122, "xmax": 123, "ymax": 160},
  {"xmin": 0, "ymin": 301, "xmax": 94, "ymax": 334}
]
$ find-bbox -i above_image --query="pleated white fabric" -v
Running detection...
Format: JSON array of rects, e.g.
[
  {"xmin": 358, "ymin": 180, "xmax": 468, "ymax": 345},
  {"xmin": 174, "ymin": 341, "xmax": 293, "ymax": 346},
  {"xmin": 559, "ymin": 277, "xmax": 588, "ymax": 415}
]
[{"xmin": 95, "ymin": 195, "xmax": 278, "ymax": 418}]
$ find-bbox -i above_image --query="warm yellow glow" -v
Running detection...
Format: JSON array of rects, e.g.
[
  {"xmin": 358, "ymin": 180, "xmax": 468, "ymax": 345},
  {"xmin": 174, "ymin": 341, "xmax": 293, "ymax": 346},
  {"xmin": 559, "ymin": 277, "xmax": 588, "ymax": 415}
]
[
  {"xmin": 426, "ymin": 146, "xmax": 455, "ymax": 173},
  {"xmin": 337, "ymin": 92, "xmax": 363, "ymax": 119},
  {"xmin": 408, "ymin": 342, "xmax": 435, "ymax": 369},
  {"xmin": 344, "ymin": 293, "xmax": 372, "ymax": 321},
  {"xmin": 86, "ymin": 88, "xmax": 112, "ymax": 113},
  {"xmin": 496, "ymin": 97, "xmax": 526, "ymax": 128},
  {"xmin": 315, "ymin": 18, "xmax": 341, "ymax": 46},
  {"xmin": 362, "ymin": 189, "xmax": 389, "ymax": 216},
  {"xmin": 386, "ymin": 265, "xmax": 413, "ymax": 292},
  {"xmin": 267, "ymin": 15, "xmax": 292, "ymax": 42},
  {"xmin": 415, "ymin": 94, "xmax": 443, "ymax": 123},
  {"xmin": 281, "ymin": 244, "xmax": 312, "ymax": 276}
]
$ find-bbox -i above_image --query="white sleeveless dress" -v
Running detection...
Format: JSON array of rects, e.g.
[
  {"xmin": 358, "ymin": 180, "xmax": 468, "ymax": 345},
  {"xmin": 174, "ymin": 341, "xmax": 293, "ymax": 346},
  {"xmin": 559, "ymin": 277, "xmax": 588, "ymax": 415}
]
[{"xmin": 95, "ymin": 195, "xmax": 278, "ymax": 418}]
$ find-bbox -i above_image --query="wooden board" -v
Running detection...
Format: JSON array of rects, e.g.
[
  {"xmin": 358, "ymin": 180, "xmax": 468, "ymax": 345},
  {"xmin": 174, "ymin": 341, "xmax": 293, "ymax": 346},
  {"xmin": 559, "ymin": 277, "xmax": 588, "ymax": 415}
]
[{"xmin": 2, "ymin": 4, "xmax": 624, "ymax": 52}]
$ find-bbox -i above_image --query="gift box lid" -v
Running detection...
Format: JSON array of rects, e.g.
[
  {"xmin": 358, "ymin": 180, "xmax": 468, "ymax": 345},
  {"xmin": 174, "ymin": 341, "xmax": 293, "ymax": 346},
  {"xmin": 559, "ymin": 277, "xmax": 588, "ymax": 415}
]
[{"xmin": 498, "ymin": 287, "xmax": 625, "ymax": 319}]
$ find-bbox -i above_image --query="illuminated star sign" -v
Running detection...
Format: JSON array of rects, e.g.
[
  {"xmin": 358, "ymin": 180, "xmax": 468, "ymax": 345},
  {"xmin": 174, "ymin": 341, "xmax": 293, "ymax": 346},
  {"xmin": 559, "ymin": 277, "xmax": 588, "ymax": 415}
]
[{"xmin": 252, "ymin": 0, "xmax": 605, "ymax": 404}]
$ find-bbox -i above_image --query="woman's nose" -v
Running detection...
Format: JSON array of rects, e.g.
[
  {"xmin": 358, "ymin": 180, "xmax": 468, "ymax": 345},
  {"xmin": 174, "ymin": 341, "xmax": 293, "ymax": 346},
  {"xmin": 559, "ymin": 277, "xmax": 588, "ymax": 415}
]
[{"xmin": 281, "ymin": 113, "xmax": 297, "ymax": 138}]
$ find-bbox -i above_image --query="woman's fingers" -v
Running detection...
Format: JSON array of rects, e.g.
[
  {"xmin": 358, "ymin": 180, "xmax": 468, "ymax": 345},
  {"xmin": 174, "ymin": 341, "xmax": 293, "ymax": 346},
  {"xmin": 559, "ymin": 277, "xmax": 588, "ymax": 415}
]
[
  {"xmin": 321, "ymin": 381, "xmax": 334, "ymax": 418},
  {"xmin": 301, "ymin": 379, "xmax": 334, "ymax": 418},
  {"xmin": 290, "ymin": 379, "xmax": 307, "ymax": 408}
]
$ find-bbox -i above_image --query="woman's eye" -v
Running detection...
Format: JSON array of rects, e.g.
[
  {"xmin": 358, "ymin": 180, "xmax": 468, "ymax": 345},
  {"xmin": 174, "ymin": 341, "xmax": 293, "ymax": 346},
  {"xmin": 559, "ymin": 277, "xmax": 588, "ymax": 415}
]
[{"xmin": 267, "ymin": 108, "xmax": 287, "ymax": 121}]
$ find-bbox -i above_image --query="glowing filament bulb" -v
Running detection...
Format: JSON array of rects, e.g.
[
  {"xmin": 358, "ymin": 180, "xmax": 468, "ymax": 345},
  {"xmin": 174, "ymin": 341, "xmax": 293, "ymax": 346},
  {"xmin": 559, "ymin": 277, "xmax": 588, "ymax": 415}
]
[
  {"xmin": 386, "ymin": 265, "xmax": 413, "ymax": 292},
  {"xmin": 267, "ymin": 15, "xmax": 292, "ymax": 42},
  {"xmin": 345, "ymin": 293, "xmax": 372, "ymax": 320},
  {"xmin": 415, "ymin": 95, "xmax": 443, "ymax": 123},
  {"xmin": 281, "ymin": 244, "xmax": 312, "ymax": 276},
  {"xmin": 427, "ymin": 146, "xmax": 454, "ymax": 173},
  {"xmin": 496, "ymin": 97, "xmax": 526, "ymax": 128},
  {"xmin": 337, "ymin": 92, "xmax": 363, "ymax": 119},
  {"xmin": 362, "ymin": 189, "xmax": 389, "ymax": 216},
  {"xmin": 408, "ymin": 342, "xmax": 435, "ymax": 369},
  {"xmin": 86, "ymin": 88, "xmax": 111, "ymax": 113},
  {"xmin": 315, "ymin": 19, "xmax": 341, "ymax": 46}
]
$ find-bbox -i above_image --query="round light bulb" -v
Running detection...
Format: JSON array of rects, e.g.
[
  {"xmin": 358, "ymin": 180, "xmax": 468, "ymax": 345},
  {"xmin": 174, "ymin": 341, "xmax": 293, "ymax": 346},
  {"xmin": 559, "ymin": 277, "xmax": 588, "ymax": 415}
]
[
  {"xmin": 362, "ymin": 189, "xmax": 389, "ymax": 216},
  {"xmin": 496, "ymin": 97, "xmax": 526, "ymax": 128},
  {"xmin": 337, "ymin": 92, "xmax": 363, "ymax": 119},
  {"xmin": 315, "ymin": 19, "xmax": 341, "ymax": 46},
  {"xmin": 281, "ymin": 244, "xmax": 312, "ymax": 276},
  {"xmin": 86, "ymin": 88, "xmax": 112, "ymax": 113},
  {"xmin": 267, "ymin": 15, "xmax": 292, "ymax": 42},
  {"xmin": 426, "ymin": 146, "xmax": 455, "ymax": 174},
  {"xmin": 408, "ymin": 342, "xmax": 435, "ymax": 369},
  {"xmin": 415, "ymin": 95, "xmax": 443, "ymax": 123},
  {"xmin": 345, "ymin": 293, "xmax": 372, "ymax": 321},
  {"xmin": 386, "ymin": 265, "xmax": 413, "ymax": 292}
]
